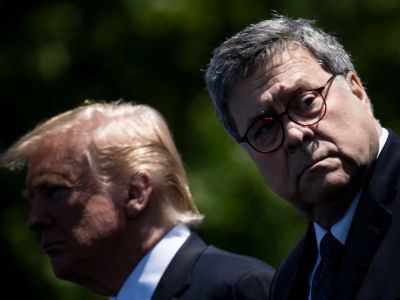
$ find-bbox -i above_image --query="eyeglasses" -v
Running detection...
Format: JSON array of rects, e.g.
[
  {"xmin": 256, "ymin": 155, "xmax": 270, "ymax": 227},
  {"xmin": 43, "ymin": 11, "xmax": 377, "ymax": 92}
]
[{"xmin": 239, "ymin": 74, "xmax": 336, "ymax": 153}]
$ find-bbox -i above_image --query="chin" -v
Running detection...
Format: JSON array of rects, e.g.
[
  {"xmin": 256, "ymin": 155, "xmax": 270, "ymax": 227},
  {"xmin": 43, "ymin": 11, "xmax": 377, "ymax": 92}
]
[
  {"xmin": 52, "ymin": 265, "xmax": 71, "ymax": 280},
  {"xmin": 303, "ymin": 168, "xmax": 353, "ymax": 197},
  {"xmin": 50, "ymin": 254, "xmax": 77, "ymax": 281},
  {"xmin": 52, "ymin": 257, "xmax": 112, "ymax": 296}
]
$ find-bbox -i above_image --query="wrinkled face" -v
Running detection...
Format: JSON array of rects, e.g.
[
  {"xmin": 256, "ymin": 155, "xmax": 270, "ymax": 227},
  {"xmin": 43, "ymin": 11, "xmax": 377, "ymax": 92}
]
[
  {"xmin": 25, "ymin": 135, "xmax": 126, "ymax": 282},
  {"xmin": 228, "ymin": 46, "xmax": 380, "ymax": 225}
]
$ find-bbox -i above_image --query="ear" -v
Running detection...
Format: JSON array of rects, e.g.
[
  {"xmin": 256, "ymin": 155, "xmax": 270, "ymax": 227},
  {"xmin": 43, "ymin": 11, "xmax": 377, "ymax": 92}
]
[
  {"xmin": 125, "ymin": 170, "xmax": 153, "ymax": 218},
  {"xmin": 346, "ymin": 72, "xmax": 372, "ymax": 112}
]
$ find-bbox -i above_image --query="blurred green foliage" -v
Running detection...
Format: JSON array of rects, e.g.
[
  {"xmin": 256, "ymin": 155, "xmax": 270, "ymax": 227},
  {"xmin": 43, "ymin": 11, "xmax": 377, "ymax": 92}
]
[{"xmin": 1, "ymin": 0, "xmax": 399, "ymax": 298}]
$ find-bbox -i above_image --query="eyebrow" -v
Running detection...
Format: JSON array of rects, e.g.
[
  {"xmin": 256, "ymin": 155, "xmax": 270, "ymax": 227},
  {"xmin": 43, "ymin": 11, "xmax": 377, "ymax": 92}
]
[
  {"xmin": 244, "ymin": 110, "xmax": 269, "ymax": 134},
  {"xmin": 23, "ymin": 173, "xmax": 74, "ymax": 201},
  {"xmin": 243, "ymin": 78, "xmax": 318, "ymax": 133},
  {"xmin": 27, "ymin": 172, "xmax": 74, "ymax": 190}
]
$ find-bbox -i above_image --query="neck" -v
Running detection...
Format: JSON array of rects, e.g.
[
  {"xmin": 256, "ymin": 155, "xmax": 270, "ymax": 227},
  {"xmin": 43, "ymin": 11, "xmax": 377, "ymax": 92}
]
[
  {"xmin": 311, "ymin": 197, "xmax": 353, "ymax": 229},
  {"xmin": 75, "ymin": 219, "xmax": 175, "ymax": 296}
]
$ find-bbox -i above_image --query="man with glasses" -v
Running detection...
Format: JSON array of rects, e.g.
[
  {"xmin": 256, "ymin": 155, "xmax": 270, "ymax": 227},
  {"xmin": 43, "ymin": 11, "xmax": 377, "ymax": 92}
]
[{"xmin": 206, "ymin": 16, "xmax": 400, "ymax": 299}]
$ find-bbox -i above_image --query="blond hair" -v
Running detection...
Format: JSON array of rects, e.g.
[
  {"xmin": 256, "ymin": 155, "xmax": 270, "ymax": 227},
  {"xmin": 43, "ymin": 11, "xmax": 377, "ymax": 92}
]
[{"xmin": 1, "ymin": 101, "xmax": 203, "ymax": 226}]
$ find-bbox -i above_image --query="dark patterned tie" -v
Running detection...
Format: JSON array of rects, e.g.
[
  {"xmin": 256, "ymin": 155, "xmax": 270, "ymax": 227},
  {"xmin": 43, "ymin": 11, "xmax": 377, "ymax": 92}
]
[{"xmin": 311, "ymin": 231, "xmax": 345, "ymax": 300}]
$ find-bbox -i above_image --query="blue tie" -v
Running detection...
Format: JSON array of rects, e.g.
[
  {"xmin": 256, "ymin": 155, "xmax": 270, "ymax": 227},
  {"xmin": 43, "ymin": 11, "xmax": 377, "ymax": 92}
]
[{"xmin": 311, "ymin": 231, "xmax": 344, "ymax": 300}]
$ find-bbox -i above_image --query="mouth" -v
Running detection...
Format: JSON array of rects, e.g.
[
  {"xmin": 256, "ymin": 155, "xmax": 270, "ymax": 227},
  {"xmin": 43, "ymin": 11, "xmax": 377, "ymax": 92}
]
[
  {"xmin": 299, "ymin": 155, "xmax": 333, "ymax": 178},
  {"xmin": 42, "ymin": 241, "xmax": 67, "ymax": 254}
]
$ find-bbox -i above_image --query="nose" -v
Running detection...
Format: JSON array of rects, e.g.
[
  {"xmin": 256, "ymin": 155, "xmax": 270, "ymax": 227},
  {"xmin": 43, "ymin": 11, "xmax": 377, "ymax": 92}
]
[
  {"xmin": 27, "ymin": 199, "xmax": 54, "ymax": 231},
  {"xmin": 281, "ymin": 117, "xmax": 315, "ymax": 153}
]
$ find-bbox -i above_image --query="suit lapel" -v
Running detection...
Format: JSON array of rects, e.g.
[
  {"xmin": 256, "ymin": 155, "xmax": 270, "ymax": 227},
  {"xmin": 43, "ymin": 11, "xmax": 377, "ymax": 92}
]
[
  {"xmin": 332, "ymin": 191, "xmax": 392, "ymax": 299},
  {"xmin": 151, "ymin": 232, "xmax": 207, "ymax": 300},
  {"xmin": 272, "ymin": 224, "xmax": 317, "ymax": 300},
  {"xmin": 288, "ymin": 224, "xmax": 318, "ymax": 300},
  {"xmin": 332, "ymin": 129, "xmax": 399, "ymax": 299}
]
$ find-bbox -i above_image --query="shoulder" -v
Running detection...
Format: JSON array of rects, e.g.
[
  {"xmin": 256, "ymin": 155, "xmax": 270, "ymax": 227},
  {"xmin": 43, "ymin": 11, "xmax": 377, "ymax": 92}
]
[
  {"xmin": 200, "ymin": 244, "xmax": 274, "ymax": 275},
  {"xmin": 183, "ymin": 231, "xmax": 274, "ymax": 276},
  {"xmin": 192, "ymin": 244, "xmax": 275, "ymax": 299},
  {"xmin": 155, "ymin": 232, "xmax": 274, "ymax": 299}
]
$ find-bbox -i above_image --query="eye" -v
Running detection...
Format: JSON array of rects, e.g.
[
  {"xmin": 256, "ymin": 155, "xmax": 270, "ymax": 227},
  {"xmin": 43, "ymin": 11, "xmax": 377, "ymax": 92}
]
[
  {"xmin": 46, "ymin": 185, "xmax": 71, "ymax": 201},
  {"xmin": 290, "ymin": 91, "xmax": 323, "ymax": 117},
  {"xmin": 302, "ymin": 95, "xmax": 316, "ymax": 106},
  {"xmin": 251, "ymin": 117, "xmax": 278, "ymax": 140},
  {"xmin": 294, "ymin": 91, "xmax": 317, "ymax": 107}
]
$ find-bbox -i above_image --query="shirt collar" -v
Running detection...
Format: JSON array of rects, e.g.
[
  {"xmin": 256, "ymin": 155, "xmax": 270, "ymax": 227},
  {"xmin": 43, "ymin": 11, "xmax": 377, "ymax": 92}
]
[
  {"xmin": 110, "ymin": 224, "xmax": 191, "ymax": 300},
  {"xmin": 377, "ymin": 128, "xmax": 389, "ymax": 157},
  {"xmin": 314, "ymin": 189, "xmax": 362, "ymax": 247}
]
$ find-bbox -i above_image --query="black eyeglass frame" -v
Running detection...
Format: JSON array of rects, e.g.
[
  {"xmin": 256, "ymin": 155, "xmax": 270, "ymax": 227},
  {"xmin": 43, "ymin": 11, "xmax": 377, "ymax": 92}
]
[{"xmin": 239, "ymin": 74, "xmax": 337, "ymax": 153}]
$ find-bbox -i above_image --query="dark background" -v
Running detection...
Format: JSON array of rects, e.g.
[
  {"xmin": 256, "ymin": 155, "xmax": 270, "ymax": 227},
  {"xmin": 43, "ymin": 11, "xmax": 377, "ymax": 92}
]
[{"xmin": 1, "ymin": 0, "xmax": 399, "ymax": 298}]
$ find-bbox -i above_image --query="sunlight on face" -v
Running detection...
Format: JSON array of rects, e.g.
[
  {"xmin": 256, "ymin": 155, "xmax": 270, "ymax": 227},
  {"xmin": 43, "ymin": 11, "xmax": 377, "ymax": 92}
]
[
  {"xmin": 26, "ymin": 134, "xmax": 125, "ymax": 283},
  {"xmin": 228, "ymin": 46, "xmax": 380, "ymax": 225}
]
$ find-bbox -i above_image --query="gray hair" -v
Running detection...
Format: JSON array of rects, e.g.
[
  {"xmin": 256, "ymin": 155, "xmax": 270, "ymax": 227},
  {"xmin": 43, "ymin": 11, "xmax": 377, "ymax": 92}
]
[
  {"xmin": 205, "ymin": 15, "xmax": 356, "ymax": 141},
  {"xmin": 1, "ymin": 101, "xmax": 204, "ymax": 226}
]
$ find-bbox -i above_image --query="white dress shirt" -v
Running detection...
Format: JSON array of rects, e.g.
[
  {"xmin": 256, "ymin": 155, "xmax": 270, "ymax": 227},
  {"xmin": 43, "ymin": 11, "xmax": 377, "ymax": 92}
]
[
  {"xmin": 110, "ymin": 224, "xmax": 191, "ymax": 300},
  {"xmin": 308, "ymin": 128, "xmax": 389, "ymax": 299}
]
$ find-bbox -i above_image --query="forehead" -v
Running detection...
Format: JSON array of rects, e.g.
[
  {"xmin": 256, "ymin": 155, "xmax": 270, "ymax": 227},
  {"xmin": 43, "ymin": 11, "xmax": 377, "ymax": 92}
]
[
  {"xmin": 228, "ymin": 46, "xmax": 328, "ymax": 134},
  {"xmin": 26, "ymin": 132, "xmax": 90, "ymax": 187}
]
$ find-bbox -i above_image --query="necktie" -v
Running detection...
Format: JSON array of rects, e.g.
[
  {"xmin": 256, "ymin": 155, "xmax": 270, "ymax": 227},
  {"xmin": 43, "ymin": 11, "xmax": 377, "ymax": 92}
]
[{"xmin": 311, "ymin": 231, "xmax": 345, "ymax": 300}]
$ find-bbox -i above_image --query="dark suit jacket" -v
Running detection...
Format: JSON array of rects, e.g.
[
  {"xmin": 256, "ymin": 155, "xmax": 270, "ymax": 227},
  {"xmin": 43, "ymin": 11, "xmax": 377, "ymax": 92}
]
[
  {"xmin": 271, "ymin": 128, "xmax": 400, "ymax": 300},
  {"xmin": 151, "ymin": 232, "xmax": 274, "ymax": 300}
]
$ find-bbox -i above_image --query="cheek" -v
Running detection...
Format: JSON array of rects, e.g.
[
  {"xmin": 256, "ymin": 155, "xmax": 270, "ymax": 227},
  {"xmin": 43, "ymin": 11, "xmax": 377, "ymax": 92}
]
[
  {"xmin": 325, "ymin": 114, "xmax": 378, "ymax": 166},
  {"xmin": 250, "ymin": 152, "xmax": 293, "ymax": 197},
  {"xmin": 324, "ymin": 93, "xmax": 378, "ymax": 151},
  {"xmin": 72, "ymin": 198, "xmax": 122, "ymax": 246}
]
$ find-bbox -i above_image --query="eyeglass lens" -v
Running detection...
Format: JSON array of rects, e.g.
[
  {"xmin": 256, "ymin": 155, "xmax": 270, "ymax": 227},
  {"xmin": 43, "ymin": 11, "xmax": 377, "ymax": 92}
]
[{"xmin": 246, "ymin": 81, "xmax": 329, "ymax": 153}]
